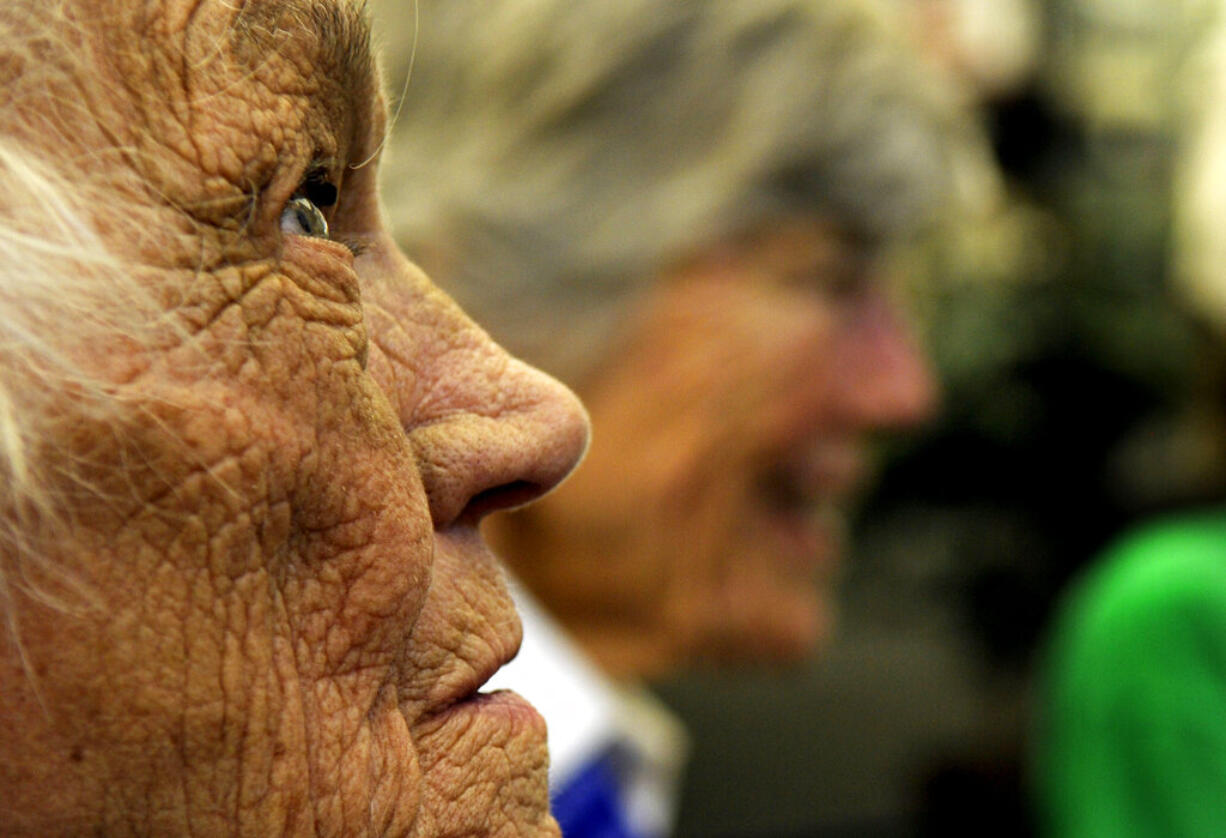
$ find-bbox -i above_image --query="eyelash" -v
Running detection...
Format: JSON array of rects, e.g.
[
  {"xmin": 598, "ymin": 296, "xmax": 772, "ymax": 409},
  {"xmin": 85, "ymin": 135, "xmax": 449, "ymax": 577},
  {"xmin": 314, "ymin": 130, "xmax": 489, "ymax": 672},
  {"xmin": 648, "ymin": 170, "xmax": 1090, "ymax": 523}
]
[{"xmin": 335, "ymin": 235, "xmax": 368, "ymax": 257}]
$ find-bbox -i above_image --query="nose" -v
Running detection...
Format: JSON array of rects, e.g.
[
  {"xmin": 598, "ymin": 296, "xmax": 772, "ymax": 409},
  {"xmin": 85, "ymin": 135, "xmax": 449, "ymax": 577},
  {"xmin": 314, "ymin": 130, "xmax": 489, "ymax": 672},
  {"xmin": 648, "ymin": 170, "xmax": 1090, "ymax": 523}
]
[
  {"xmin": 412, "ymin": 354, "xmax": 591, "ymax": 527},
  {"xmin": 828, "ymin": 288, "xmax": 939, "ymax": 430},
  {"xmin": 361, "ymin": 234, "xmax": 590, "ymax": 528}
]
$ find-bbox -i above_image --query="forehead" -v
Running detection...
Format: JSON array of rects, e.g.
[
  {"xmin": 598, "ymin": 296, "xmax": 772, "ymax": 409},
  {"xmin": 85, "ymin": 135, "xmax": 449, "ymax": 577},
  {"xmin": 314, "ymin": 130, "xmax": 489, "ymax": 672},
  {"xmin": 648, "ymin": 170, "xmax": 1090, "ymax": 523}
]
[
  {"xmin": 150, "ymin": 0, "xmax": 377, "ymax": 142},
  {"xmin": 224, "ymin": 0, "xmax": 375, "ymax": 102},
  {"xmin": 77, "ymin": 0, "xmax": 376, "ymax": 127},
  {"xmin": 140, "ymin": 0, "xmax": 373, "ymax": 76}
]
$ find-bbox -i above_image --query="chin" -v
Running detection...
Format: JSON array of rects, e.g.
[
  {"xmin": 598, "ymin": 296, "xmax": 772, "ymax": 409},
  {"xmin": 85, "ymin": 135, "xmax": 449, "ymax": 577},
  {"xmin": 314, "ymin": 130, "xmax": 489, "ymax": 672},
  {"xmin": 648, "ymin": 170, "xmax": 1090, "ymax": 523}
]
[{"xmin": 409, "ymin": 692, "xmax": 556, "ymax": 836}]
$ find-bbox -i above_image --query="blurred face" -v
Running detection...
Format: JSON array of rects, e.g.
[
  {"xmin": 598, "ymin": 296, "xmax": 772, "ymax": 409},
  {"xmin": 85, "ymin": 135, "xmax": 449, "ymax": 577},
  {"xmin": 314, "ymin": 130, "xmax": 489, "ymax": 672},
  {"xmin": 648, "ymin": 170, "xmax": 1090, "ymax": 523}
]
[
  {"xmin": 497, "ymin": 216, "xmax": 935, "ymax": 677},
  {"xmin": 0, "ymin": 1, "xmax": 587, "ymax": 835}
]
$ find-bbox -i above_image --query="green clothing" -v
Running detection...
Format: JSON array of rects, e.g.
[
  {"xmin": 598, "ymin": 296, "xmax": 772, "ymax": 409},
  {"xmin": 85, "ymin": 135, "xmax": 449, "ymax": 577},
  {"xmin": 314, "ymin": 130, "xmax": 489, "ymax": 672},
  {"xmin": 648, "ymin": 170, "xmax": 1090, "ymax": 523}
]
[{"xmin": 1036, "ymin": 510, "xmax": 1226, "ymax": 837}]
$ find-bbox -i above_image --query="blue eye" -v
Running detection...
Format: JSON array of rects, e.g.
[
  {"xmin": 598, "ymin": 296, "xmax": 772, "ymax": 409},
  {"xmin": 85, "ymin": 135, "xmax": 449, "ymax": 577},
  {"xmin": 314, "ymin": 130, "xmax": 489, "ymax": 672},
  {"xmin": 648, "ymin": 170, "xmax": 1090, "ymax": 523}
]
[{"xmin": 280, "ymin": 196, "xmax": 329, "ymax": 238}]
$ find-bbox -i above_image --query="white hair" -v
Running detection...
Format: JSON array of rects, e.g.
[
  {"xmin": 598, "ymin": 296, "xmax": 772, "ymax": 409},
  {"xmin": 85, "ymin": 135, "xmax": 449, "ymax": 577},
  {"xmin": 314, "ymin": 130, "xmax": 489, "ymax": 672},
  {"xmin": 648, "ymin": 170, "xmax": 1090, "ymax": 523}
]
[{"xmin": 0, "ymin": 3, "xmax": 186, "ymax": 630}]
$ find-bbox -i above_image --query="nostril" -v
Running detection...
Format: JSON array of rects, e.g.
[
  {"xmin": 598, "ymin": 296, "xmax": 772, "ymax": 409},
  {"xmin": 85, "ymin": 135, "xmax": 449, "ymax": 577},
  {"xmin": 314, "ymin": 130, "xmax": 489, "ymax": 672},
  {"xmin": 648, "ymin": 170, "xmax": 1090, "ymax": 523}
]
[{"xmin": 459, "ymin": 480, "xmax": 545, "ymax": 525}]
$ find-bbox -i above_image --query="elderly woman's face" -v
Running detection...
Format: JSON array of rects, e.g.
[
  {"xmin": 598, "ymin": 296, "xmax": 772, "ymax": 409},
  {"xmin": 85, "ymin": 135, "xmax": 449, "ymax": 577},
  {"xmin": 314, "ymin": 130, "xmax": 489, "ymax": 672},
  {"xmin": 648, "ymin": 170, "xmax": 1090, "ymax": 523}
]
[
  {"xmin": 498, "ymin": 216, "xmax": 935, "ymax": 677},
  {"xmin": 0, "ymin": 1, "xmax": 587, "ymax": 835}
]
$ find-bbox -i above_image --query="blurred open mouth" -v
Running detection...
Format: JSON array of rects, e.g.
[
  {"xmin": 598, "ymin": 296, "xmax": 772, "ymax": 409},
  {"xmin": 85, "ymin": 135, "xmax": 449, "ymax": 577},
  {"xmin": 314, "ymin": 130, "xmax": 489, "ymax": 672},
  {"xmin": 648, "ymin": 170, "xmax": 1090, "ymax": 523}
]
[{"xmin": 756, "ymin": 440, "xmax": 864, "ymax": 579}]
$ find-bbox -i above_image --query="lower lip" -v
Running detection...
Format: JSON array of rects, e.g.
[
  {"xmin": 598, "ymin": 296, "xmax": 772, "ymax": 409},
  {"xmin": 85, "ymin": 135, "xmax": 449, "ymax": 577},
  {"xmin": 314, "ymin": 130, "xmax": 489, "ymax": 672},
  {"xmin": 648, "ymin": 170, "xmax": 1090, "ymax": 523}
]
[{"xmin": 426, "ymin": 689, "xmax": 547, "ymax": 735}]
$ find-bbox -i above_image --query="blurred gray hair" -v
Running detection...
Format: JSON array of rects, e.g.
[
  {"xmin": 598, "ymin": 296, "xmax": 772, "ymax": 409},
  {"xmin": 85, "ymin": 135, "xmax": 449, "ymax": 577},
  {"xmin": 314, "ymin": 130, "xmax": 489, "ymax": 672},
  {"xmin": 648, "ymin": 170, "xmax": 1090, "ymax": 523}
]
[{"xmin": 376, "ymin": 0, "xmax": 987, "ymax": 382}]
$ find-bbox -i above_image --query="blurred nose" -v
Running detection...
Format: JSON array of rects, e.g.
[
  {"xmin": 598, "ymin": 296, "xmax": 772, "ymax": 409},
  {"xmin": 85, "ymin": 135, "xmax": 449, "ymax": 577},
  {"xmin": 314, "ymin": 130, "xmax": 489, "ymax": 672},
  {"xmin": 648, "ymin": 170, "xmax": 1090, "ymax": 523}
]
[
  {"xmin": 361, "ymin": 234, "xmax": 590, "ymax": 528},
  {"xmin": 828, "ymin": 288, "xmax": 939, "ymax": 430}
]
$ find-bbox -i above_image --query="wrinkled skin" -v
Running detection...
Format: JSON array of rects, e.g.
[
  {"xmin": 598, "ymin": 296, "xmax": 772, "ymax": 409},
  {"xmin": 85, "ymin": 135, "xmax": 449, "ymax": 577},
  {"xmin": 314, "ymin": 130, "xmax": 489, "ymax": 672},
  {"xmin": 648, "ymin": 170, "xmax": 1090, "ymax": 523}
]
[
  {"xmin": 496, "ymin": 217, "xmax": 936, "ymax": 678},
  {"xmin": 0, "ymin": 1, "xmax": 588, "ymax": 834}
]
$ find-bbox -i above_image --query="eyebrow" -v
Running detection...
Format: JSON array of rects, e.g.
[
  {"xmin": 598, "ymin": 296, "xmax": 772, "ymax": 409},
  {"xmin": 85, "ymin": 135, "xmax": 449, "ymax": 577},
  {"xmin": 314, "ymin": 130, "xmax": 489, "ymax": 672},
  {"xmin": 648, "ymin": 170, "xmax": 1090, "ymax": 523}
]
[{"xmin": 232, "ymin": 0, "xmax": 375, "ymax": 98}]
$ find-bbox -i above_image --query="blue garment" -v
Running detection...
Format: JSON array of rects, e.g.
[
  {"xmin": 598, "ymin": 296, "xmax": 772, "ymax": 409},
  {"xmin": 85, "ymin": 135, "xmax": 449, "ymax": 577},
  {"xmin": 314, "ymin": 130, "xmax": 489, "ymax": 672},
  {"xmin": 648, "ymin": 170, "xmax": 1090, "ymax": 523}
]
[{"xmin": 553, "ymin": 748, "xmax": 646, "ymax": 838}]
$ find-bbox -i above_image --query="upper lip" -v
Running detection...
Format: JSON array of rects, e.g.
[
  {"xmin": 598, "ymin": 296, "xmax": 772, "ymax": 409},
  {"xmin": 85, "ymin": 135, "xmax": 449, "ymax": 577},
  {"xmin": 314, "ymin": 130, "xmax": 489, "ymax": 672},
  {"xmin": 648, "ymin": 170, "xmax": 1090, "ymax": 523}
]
[
  {"xmin": 457, "ymin": 628, "xmax": 523, "ymax": 706},
  {"xmin": 414, "ymin": 625, "xmax": 523, "ymax": 726},
  {"xmin": 761, "ymin": 439, "xmax": 866, "ymax": 512},
  {"xmin": 411, "ymin": 528, "xmax": 525, "ymax": 721}
]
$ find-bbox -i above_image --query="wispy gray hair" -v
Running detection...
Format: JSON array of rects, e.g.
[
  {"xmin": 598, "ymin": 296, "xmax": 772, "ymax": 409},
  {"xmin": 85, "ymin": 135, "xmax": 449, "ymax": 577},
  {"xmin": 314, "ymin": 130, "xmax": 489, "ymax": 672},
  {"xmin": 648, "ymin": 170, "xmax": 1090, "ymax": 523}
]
[
  {"xmin": 376, "ymin": 0, "xmax": 987, "ymax": 383},
  {"xmin": 0, "ymin": 2, "xmax": 190, "ymax": 628},
  {"xmin": 0, "ymin": 135, "xmax": 146, "ymax": 633}
]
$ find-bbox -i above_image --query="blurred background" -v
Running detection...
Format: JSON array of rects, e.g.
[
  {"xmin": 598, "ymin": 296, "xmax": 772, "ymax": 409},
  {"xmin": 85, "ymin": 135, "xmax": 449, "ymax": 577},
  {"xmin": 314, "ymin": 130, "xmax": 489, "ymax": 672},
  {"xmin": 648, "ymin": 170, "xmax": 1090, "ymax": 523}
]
[
  {"xmin": 371, "ymin": 0, "xmax": 1226, "ymax": 833},
  {"xmin": 649, "ymin": 0, "xmax": 1226, "ymax": 835}
]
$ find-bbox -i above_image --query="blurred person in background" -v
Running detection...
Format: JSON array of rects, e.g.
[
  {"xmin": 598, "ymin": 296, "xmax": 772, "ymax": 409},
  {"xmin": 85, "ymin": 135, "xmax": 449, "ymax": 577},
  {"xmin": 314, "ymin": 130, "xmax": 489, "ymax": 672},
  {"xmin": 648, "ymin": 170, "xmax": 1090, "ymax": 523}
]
[{"xmin": 373, "ymin": 0, "xmax": 997, "ymax": 834}]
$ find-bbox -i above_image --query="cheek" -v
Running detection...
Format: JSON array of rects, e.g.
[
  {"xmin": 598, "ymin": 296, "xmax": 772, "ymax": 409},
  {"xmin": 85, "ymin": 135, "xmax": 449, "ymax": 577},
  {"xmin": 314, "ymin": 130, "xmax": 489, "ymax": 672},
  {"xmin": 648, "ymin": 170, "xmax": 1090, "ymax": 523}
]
[
  {"xmin": 166, "ymin": 267, "xmax": 436, "ymax": 671},
  {"xmin": 680, "ymin": 283, "xmax": 841, "ymax": 424},
  {"xmin": 15, "ymin": 388, "xmax": 433, "ymax": 821},
  {"xmin": 749, "ymin": 298, "xmax": 841, "ymax": 385},
  {"xmin": 724, "ymin": 298, "xmax": 847, "ymax": 449},
  {"xmin": 2, "ymin": 311, "xmax": 439, "ymax": 829}
]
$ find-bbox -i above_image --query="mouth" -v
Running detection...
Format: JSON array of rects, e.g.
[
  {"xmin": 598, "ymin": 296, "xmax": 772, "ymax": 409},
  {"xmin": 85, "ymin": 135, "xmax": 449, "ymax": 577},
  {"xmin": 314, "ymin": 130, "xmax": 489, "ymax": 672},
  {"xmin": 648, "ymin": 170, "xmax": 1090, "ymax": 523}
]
[
  {"xmin": 416, "ymin": 669, "xmax": 547, "ymax": 740},
  {"xmin": 756, "ymin": 440, "xmax": 865, "ymax": 577},
  {"xmin": 410, "ymin": 527, "xmax": 547, "ymax": 734},
  {"xmin": 424, "ymin": 640, "xmax": 527, "ymax": 719},
  {"xmin": 386, "ymin": 527, "xmax": 555, "ymax": 832}
]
